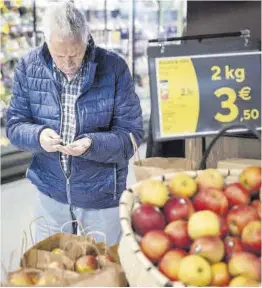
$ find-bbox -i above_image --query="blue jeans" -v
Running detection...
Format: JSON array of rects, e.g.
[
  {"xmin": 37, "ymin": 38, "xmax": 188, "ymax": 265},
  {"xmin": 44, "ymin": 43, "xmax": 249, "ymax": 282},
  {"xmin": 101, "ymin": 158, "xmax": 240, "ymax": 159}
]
[{"xmin": 34, "ymin": 191, "xmax": 121, "ymax": 246}]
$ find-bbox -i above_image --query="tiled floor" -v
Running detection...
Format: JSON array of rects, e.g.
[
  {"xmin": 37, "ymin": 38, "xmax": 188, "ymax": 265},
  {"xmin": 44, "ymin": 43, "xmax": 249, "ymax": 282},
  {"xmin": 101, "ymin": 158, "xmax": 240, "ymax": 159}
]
[{"xmin": 0, "ymin": 144, "xmax": 146, "ymax": 281}]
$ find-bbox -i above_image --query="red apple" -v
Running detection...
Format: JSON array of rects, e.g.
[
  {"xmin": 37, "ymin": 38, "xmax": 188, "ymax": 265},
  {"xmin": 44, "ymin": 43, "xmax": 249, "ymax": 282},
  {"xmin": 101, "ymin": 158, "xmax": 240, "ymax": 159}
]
[
  {"xmin": 240, "ymin": 166, "xmax": 261, "ymax": 196},
  {"xmin": 224, "ymin": 236, "xmax": 244, "ymax": 261},
  {"xmin": 226, "ymin": 205, "xmax": 259, "ymax": 236},
  {"xmin": 224, "ymin": 183, "xmax": 250, "ymax": 207},
  {"xmin": 252, "ymin": 200, "xmax": 261, "ymax": 218},
  {"xmin": 132, "ymin": 204, "xmax": 166, "ymax": 236},
  {"xmin": 164, "ymin": 220, "xmax": 191, "ymax": 249},
  {"xmin": 241, "ymin": 220, "xmax": 261, "ymax": 255},
  {"xmin": 158, "ymin": 249, "xmax": 187, "ymax": 281},
  {"xmin": 140, "ymin": 230, "xmax": 172, "ymax": 264},
  {"xmin": 228, "ymin": 252, "xmax": 261, "ymax": 281},
  {"xmin": 163, "ymin": 196, "xmax": 194, "ymax": 223},
  {"xmin": 190, "ymin": 236, "xmax": 225, "ymax": 264},
  {"xmin": 75, "ymin": 255, "xmax": 98, "ymax": 273},
  {"xmin": 193, "ymin": 188, "xmax": 229, "ymax": 216},
  {"xmin": 219, "ymin": 216, "xmax": 229, "ymax": 238}
]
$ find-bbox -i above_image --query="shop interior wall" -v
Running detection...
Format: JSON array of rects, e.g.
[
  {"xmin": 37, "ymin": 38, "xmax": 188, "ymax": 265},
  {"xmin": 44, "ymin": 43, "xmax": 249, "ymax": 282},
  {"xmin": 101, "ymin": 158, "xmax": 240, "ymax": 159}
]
[{"xmin": 184, "ymin": 1, "xmax": 261, "ymax": 168}]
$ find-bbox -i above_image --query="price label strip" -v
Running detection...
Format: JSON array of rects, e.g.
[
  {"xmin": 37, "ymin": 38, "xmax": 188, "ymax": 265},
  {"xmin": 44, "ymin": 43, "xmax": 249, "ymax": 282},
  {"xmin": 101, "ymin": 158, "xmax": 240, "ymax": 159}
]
[{"xmin": 155, "ymin": 51, "xmax": 261, "ymax": 139}]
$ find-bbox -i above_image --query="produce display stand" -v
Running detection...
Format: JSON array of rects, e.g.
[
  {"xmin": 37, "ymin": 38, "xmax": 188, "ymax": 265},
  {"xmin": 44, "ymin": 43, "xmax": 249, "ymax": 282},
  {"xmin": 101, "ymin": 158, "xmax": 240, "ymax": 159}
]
[{"xmin": 118, "ymin": 123, "xmax": 261, "ymax": 287}]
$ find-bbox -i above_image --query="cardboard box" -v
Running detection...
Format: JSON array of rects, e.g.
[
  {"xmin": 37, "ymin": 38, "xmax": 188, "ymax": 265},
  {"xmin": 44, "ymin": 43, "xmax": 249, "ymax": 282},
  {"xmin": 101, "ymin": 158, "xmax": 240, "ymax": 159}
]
[{"xmin": 217, "ymin": 158, "xmax": 261, "ymax": 169}]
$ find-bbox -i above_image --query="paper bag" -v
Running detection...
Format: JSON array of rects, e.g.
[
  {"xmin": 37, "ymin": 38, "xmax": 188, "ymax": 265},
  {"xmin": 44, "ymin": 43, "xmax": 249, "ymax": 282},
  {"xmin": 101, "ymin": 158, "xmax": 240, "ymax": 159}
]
[
  {"xmin": 133, "ymin": 157, "xmax": 196, "ymax": 181},
  {"xmin": 21, "ymin": 233, "xmax": 97, "ymax": 269},
  {"xmin": 69, "ymin": 264, "xmax": 127, "ymax": 287}
]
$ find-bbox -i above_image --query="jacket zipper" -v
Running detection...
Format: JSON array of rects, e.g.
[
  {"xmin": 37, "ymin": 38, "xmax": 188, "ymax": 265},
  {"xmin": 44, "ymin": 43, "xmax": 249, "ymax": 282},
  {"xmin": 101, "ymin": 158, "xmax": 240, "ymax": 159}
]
[
  {"xmin": 58, "ymin": 98, "xmax": 72, "ymax": 204},
  {"xmin": 42, "ymin": 65, "xmax": 72, "ymax": 204},
  {"xmin": 113, "ymin": 164, "xmax": 117, "ymax": 200}
]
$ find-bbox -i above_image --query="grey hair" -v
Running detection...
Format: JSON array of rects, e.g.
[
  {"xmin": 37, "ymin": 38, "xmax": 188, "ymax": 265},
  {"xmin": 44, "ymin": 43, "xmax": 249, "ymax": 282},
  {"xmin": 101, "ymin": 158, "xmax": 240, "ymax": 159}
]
[{"xmin": 43, "ymin": 1, "xmax": 89, "ymax": 44}]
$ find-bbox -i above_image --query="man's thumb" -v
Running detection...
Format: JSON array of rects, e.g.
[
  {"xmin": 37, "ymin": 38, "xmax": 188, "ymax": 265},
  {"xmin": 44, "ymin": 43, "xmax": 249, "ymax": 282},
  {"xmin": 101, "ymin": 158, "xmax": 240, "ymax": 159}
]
[{"xmin": 47, "ymin": 129, "xmax": 61, "ymax": 139}]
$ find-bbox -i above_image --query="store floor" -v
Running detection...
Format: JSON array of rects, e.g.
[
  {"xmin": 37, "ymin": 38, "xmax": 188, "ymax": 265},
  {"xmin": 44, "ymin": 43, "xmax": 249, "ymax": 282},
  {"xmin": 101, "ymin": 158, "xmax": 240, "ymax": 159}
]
[{"xmin": 0, "ymin": 143, "xmax": 146, "ymax": 281}]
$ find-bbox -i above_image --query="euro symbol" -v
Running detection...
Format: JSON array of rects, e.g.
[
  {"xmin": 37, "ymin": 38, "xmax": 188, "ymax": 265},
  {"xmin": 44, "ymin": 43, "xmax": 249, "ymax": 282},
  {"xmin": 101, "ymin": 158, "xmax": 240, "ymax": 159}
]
[{"xmin": 238, "ymin": 86, "xmax": 251, "ymax": 100}]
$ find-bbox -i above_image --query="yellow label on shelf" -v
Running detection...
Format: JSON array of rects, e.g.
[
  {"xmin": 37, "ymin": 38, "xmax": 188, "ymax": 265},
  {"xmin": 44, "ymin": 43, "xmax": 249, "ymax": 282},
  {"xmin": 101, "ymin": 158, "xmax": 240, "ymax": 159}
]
[
  {"xmin": 2, "ymin": 24, "xmax": 10, "ymax": 35},
  {"xmin": 15, "ymin": 0, "xmax": 22, "ymax": 7},
  {"xmin": 0, "ymin": 82, "xmax": 6, "ymax": 96},
  {"xmin": 0, "ymin": 137, "xmax": 9, "ymax": 147},
  {"xmin": 111, "ymin": 31, "xmax": 121, "ymax": 43},
  {"xmin": 156, "ymin": 57, "xmax": 200, "ymax": 136}
]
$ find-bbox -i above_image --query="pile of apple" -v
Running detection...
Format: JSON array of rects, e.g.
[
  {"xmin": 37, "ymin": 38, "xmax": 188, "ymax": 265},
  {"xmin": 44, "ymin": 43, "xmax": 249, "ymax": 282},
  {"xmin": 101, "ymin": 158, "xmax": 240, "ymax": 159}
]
[
  {"xmin": 9, "ymin": 247, "xmax": 115, "ymax": 286},
  {"xmin": 132, "ymin": 166, "xmax": 261, "ymax": 287}
]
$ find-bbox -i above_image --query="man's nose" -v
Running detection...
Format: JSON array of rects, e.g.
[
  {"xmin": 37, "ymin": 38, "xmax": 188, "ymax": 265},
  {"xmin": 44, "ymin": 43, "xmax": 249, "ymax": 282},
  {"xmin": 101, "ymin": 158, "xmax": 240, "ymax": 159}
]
[{"xmin": 65, "ymin": 57, "xmax": 74, "ymax": 67}]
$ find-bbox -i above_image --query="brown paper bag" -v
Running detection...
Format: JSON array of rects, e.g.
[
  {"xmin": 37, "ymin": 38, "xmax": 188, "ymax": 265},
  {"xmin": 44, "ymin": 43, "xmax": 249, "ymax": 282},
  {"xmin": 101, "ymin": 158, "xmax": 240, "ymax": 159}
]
[
  {"xmin": 21, "ymin": 233, "xmax": 97, "ymax": 269},
  {"xmin": 133, "ymin": 157, "xmax": 196, "ymax": 181},
  {"xmin": 69, "ymin": 264, "xmax": 127, "ymax": 287},
  {"xmin": 22, "ymin": 249, "xmax": 75, "ymax": 271},
  {"xmin": 5, "ymin": 268, "xmax": 42, "ymax": 286}
]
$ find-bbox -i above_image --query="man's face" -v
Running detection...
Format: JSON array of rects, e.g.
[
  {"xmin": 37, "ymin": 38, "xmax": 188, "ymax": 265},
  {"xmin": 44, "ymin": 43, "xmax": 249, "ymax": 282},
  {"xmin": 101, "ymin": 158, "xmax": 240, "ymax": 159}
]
[{"xmin": 48, "ymin": 35, "xmax": 87, "ymax": 78}]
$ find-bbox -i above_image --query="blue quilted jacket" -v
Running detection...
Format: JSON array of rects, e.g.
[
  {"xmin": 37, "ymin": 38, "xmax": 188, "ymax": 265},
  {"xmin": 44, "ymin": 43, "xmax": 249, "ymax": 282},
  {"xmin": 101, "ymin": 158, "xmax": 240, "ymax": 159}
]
[{"xmin": 6, "ymin": 38, "xmax": 144, "ymax": 209}]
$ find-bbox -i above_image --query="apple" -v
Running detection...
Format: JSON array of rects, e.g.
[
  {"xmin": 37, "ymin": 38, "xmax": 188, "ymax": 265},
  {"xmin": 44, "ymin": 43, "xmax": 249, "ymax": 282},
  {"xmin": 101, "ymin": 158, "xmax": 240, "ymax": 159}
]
[
  {"xmin": 51, "ymin": 248, "xmax": 65, "ymax": 255},
  {"xmin": 228, "ymin": 252, "xmax": 261, "ymax": 281},
  {"xmin": 163, "ymin": 196, "xmax": 194, "ymax": 223},
  {"xmin": 178, "ymin": 255, "xmax": 212, "ymax": 286},
  {"xmin": 36, "ymin": 273, "xmax": 59, "ymax": 286},
  {"xmin": 188, "ymin": 210, "xmax": 220, "ymax": 240},
  {"xmin": 140, "ymin": 230, "xmax": 172, "ymax": 264},
  {"xmin": 132, "ymin": 204, "xmax": 166, "ymax": 236},
  {"xmin": 139, "ymin": 179, "xmax": 169, "ymax": 207},
  {"xmin": 241, "ymin": 220, "xmax": 261, "ymax": 255},
  {"xmin": 190, "ymin": 236, "xmax": 225, "ymax": 264},
  {"xmin": 75, "ymin": 255, "xmax": 98, "ymax": 273},
  {"xmin": 193, "ymin": 188, "xmax": 229, "ymax": 216},
  {"xmin": 169, "ymin": 173, "xmax": 197, "ymax": 197},
  {"xmin": 219, "ymin": 215, "xmax": 229, "ymax": 238},
  {"xmin": 226, "ymin": 205, "xmax": 259, "ymax": 236},
  {"xmin": 224, "ymin": 183, "xmax": 250, "ymax": 207},
  {"xmin": 9, "ymin": 271, "xmax": 33, "ymax": 286},
  {"xmin": 252, "ymin": 200, "xmax": 261, "ymax": 218},
  {"xmin": 164, "ymin": 220, "xmax": 192, "ymax": 249},
  {"xmin": 211, "ymin": 262, "xmax": 230, "ymax": 287},
  {"xmin": 224, "ymin": 236, "xmax": 244, "ymax": 261},
  {"xmin": 240, "ymin": 166, "xmax": 261, "ymax": 195},
  {"xmin": 158, "ymin": 249, "xmax": 187, "ymax": 281},
  {"xmin": 229, "ymin": 276, "xmax": 260, "ymax": 287},
  {"xmin": 196, "ymin": 169, "xmax": 224, "ymax": 190}
]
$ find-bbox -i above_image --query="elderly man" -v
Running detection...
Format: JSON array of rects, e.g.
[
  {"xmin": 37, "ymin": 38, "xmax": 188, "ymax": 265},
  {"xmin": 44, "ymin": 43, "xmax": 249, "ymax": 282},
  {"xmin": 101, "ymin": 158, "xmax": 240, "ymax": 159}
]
[{"xmin": 6, "ymin": 1, "xmax": 143, "ymax": 245}]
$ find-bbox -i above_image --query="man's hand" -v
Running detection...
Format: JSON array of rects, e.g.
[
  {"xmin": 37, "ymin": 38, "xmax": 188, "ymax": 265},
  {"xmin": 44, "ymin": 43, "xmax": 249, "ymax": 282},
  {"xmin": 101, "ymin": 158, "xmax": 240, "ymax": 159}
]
[
  {"xmin": 58, "ymin": 138, "xmax": 92, "ymax": 156},
  {"xmin": 39, "ymin": 128, "xmax": 62, "ymax": 152}
]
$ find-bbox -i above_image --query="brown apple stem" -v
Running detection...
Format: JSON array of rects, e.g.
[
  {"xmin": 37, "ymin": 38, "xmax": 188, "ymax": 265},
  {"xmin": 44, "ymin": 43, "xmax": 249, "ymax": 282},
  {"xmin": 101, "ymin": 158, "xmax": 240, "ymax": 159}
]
[{"xmin": 29, "ymin": 216, "xmax": 51, "ymax": 247}]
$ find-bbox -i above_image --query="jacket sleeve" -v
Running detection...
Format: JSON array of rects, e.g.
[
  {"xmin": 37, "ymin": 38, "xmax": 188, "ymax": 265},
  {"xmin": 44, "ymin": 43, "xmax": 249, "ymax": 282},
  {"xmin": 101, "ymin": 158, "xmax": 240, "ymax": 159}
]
[
  {"xmin": 6, "ymin": 58, "xmax": 48, "ymax": 153},
  {"xmin": 79, "ymin": 59, "xmax": 144, "ymax": 164}
]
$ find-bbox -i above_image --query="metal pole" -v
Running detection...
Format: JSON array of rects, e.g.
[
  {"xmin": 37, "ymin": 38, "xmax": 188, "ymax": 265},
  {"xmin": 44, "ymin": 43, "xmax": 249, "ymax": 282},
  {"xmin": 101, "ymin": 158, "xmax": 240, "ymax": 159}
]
[
  {"xmin": 104, "ymin": 0, "xmax": 107, "ymax": 47},
  {"xmin": 33, "ymin": 0, "xmax": 37, "ymax": 46},
  {"xmin": 132, "ymin": 0, "xmax": 135, "ymax": 78}
]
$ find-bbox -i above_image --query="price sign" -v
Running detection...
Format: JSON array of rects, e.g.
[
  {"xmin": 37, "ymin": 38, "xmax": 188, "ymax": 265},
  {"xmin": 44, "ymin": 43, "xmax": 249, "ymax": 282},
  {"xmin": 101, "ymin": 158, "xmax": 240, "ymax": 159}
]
[{"xmin": 150, "ymin": 49, "xmax": 261, "ymax": 140}]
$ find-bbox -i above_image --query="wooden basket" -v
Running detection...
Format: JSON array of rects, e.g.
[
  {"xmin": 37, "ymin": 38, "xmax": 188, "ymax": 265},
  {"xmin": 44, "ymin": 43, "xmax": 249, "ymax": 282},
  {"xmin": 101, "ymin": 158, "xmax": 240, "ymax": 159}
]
[{"xmin": 118, "ymin": 124, "xmax": 261, "ymax": 287}]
